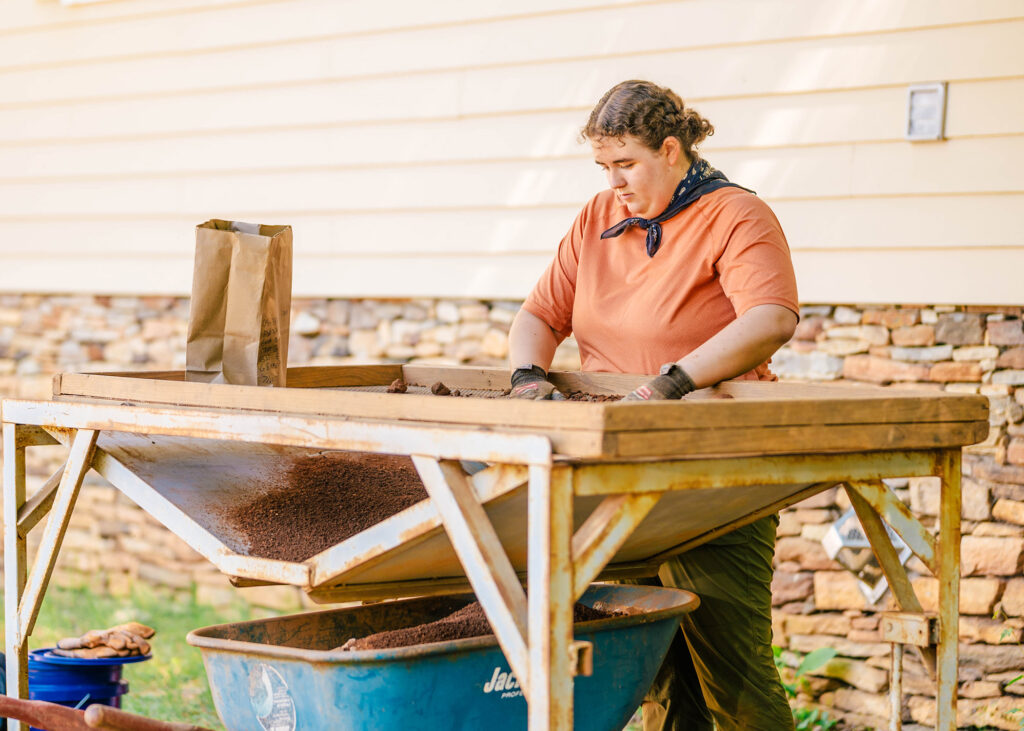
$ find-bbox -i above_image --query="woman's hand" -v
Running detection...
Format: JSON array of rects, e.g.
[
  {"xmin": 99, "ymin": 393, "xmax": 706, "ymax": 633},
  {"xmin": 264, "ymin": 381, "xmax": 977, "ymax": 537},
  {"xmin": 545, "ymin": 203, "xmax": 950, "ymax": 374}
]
[
  {"xmin": 624, "ymin": 363, "xmax": 696, "ymax": 401},
  {"xmin": 508, "ymin": 308, "xmax": 566, "ymax": 399},
  {"xmin": 510, "ymin": 365, "xmax": 565, "ymax": 400}
]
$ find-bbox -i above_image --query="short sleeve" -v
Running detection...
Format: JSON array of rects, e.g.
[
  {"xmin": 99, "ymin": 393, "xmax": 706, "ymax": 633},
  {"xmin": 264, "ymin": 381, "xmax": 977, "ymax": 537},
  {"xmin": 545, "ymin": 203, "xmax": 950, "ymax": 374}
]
[
  {"xmin": 712, "ymin": 194, "xmax": 799, "ymax": 318},
  {"xmin": 521, "ymin": 203, "xmax": 588, "ymax": 339}
]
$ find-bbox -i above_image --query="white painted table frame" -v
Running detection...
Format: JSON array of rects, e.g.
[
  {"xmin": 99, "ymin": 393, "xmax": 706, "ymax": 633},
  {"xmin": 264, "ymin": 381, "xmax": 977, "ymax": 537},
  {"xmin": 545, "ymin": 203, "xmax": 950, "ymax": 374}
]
[{"xmin": 2, "ymin": 398, "xmax": 962, "ymax": 730}]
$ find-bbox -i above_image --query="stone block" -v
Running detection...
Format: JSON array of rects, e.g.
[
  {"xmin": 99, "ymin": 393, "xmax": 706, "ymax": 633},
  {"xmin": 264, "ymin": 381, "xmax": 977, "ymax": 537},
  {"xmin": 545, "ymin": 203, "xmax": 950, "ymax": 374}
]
[
  {"xmin": 912, "ymin": 576, "xmax": 1002, "ymax": 615},
  {"xmin": 1008, "ymin": 438, "xmax": 1024, "ymax": 465},
  {"xmin": 775, "ymin": 537, "xmax": 841, "ymax": 570},
  {"xmin": 974, "ymin": 521, "xmax": 1024, "ymax": 537},
  {"xmin": 989, "ymin": 320, "xmax": 1024, "ymax": 346},
  {"xmin": 458, "ymin": 303, "xmax": 490, "ymax": 322},
  {"xmin": 1001, "ymin": 578, "xmax": 1024, "ymax": 616},
  {"xmin": 935, "ymin": 312, "xmax": 985, "ymax": 345},
  {"xmin": 789, "ymin": 633, "xmax": 890, "ymax": 658},
  {"xmin": 833, "ymin": 688, "xmax": 890, "ymax": 719},
  {"xmin": 929, "ymin": 361, "xmax": 982, "ymax": 382},
  {"xmin": 106, "ymin": 572, "xmax": 134, "ymax": 598},
  {"xmin": 977, "ymin": 460, "xmax": 1024, "ymax": 485},
  {"xmin": 196, "ymin": 582, "xmax": 240, "ymax": 608},
  {"xmin": 137, "ymin": 561, "xmax": 193, "ymax": 590},
  {"xmin": 960, "ymin": 680, "xmax": 1002, "ymax": 699},
  {"xmin": 776, "ymin": 511, "xmax": 802, "ymax": 536},
  {"xmin": 784, "ymin": 613, "xmax": 852, "ymax": 637},
  {"xmin": 963, "ymin": 477, "xmax": 992, "ymax": 521},
  {"xmin": 881, "ymin": 309, "xmax": 920, "ymax": 329},
  {"xmin": 796, "ymin": 486, "xmax": 838, "ymax": 509},
  {"xmin": 993, "ymin": 499, "xmax": 1024, "ymax": 526},
  {"xmin": 955, "ymin": 345, "xmax": 1001, "ymax": 362},
  {"xmin": 801, "ymin": 523, "xmax": 830, "ymax": 541},
  {"xmin": 832, "ymin": 306, "xmax": 862, "ymax": 324},
  {"xmin": 240, "ymin": 584, "xmax": 304, "ymax": 612},
  {"xmin": 434, "ymin": 301, "xmax": 460, "ymax": 323},
  {"xmin": 848, "ymin": 628, "xmax": 880, "ymax": 643},
  {"xmin": 960, "ymin": 617, "xmax": 1022, "ymax": 645},
  {"xmin": 792, "ymin": 508, "xmax": 834, "ymax": 524},
  {"xmin": 814, "ymin": 572, "xmax": 867, "ymax": 610},
  {"xmin": 842, "ymin": 355, "xmax": 930, "ymax": 384},
  {"xmin": 993, "ymin": 369, "xmax": 1024, "ymax": 386},
  {"xmin": 771, "ymin": 571, "xmax": 813, "ymax": 605},
  {"xmin": 998, "ymin": 347, "xmax": 1024, "ymax": 369},
  {"xmin": 480, "ymin": 328, "xmax": 509, "ymax": 358},
  {"xmin": 892, "ymin": 325, "xmax": 935, "ymax": 347},
  {"xmin": 793, "ymin": 316, "xmax": 827, "ymax": 341},
  {"xmin": 961, "ymin": 536, "xmax": 1024, "ymax": 575},
  {"xmin": 488, "ymin": 303, "xmax": 518, "ymax": 325},
  {"xmin": 909, "ymin": 476, "xmax": 940, "ymax": 515},
  {"xmin": 817, "ymin": 338, "xmax": 870, "ymax": 357},
  {"xmin": 960, "ymin": 643, "xmax": 1024, "ymax": 674},
  {"xmin": 835, "ymin": 325, "xmax": 890, "ymax": 345},
  {"xmin": 292, "ymin": 311, "xmax": 321, "ymax": 336},
  {"xmin": 770, "ymin": 348, "xmax": 844, "ymax": 380},
  {"xmin": 889, "ymin": 344, "xmax": 954, "ymax": 362},
  {"xmin": 347, "ymin": 329, "xmax": 383, "ymax": 357}
]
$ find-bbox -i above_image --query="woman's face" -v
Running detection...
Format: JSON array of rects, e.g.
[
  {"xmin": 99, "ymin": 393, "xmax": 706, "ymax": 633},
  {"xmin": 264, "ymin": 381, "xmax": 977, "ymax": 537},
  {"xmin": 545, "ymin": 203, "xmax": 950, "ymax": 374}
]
[{"xmin": 591, "ymin": 134, "xmax": 687, "ymax": 219}]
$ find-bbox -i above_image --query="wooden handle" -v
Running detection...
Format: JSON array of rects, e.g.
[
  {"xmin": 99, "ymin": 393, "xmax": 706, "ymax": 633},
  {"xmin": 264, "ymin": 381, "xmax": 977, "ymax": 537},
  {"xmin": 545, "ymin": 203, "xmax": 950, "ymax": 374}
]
[
  {"xmin": 84, "ymin": 704, "xmax": 214, "ymax": 731},
  {"xmin": 0, "ymin": 694, "xmax": 92, "ymax": 730}
]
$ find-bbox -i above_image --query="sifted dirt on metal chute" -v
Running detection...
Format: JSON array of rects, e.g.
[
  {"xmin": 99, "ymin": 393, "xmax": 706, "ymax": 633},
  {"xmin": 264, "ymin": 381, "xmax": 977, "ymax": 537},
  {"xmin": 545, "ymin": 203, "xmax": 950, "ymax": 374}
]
[{"xmin": 216, "ymin": 451, "xmax": 428, "ymax": 562}]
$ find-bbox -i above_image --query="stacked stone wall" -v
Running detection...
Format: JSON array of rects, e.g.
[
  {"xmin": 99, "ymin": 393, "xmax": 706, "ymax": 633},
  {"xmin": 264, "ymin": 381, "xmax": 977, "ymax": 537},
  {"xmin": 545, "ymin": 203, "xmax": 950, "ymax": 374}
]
[
  {"xmin": 1, "ymin": 294, "xmax": 1023, "ymax": 726},
  {"xmin": 772, "ymin": 304, "xmax": 1024, "ymax": 729}
]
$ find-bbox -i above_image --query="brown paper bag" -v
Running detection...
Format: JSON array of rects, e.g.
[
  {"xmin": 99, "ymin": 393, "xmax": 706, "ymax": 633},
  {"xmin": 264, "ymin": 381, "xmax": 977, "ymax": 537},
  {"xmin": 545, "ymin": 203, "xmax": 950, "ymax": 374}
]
[{"xmin": 186, "ymin": 220, "xmax": 292, "ymax": 387}]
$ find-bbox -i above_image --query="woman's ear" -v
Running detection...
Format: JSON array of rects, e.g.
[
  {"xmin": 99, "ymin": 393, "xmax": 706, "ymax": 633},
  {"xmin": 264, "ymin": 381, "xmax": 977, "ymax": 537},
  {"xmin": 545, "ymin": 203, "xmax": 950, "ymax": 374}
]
[{"xmin": 661, "ymin": 136, "xmax": 684, "ymax": 167}]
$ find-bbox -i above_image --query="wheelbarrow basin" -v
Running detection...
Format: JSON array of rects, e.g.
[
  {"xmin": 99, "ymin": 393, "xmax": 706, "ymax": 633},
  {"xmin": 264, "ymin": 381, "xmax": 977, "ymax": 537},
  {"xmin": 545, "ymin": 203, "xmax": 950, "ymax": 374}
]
[{"xmin": 187, "ymin": 583, "xmax": 698, "ymax": 731}]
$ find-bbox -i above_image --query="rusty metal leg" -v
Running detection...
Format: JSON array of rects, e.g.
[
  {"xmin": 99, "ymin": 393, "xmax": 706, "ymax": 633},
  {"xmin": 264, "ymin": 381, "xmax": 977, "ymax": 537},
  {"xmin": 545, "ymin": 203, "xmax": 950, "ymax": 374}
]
[
  {"xmin": 4, "ymin": 423, "xmax": 28, "ymax": 731},
  {"xmin": 412, "ymin": 456, "xmax": 530, "ymax": 691},
  {"xmin": 890, "ymin": 642, "xmax": 903, "ymax": 731},
  {"xmin": 570, "ymin": 492, "xmax": 661, "ymax": 602},
  {"xmin": 528, "ymin": 463, "xmax": 573, "ymax": 730},
  {"xmin": 935, "ymin": 449, "xmax": 961, "ymax": 731},
  {"xmin": 19, "ymin": 429, "xmax": 97, "ymax": 637},
  {"xmin": 846, "ymin": 483, "xmax": 937, "ymax": 677}
]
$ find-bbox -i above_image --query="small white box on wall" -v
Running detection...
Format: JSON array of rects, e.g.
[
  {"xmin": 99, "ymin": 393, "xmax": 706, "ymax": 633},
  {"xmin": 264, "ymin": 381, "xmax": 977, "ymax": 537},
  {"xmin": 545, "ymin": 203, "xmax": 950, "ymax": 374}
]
[{"xmin": 906, "ymin": 82, "xmax": 948, "ymax": 141}]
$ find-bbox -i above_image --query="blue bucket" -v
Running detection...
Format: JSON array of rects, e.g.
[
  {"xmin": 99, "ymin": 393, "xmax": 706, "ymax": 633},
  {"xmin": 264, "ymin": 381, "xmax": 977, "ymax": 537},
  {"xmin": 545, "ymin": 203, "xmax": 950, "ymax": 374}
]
[
  {"xmin": 26, "ymin": 649, "xmax": 150, "ymax": 730},
  {"xmin": 188, "ymin": 584, "xmax": 698, "ymax": 731}
]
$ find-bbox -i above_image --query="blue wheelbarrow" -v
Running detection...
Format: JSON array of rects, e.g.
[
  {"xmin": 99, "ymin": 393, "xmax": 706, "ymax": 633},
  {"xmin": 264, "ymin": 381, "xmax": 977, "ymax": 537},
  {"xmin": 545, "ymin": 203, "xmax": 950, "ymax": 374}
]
[{"xmin": 187, "ymin": 583, "xmax": 698, "ymax": 730}]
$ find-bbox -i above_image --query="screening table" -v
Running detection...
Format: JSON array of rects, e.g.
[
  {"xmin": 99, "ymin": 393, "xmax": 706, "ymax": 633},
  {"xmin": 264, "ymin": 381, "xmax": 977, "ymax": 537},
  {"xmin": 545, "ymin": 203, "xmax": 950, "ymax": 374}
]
[{"xmin": 2, "ymin": 365, "xmax": 988, "ymax": 730}]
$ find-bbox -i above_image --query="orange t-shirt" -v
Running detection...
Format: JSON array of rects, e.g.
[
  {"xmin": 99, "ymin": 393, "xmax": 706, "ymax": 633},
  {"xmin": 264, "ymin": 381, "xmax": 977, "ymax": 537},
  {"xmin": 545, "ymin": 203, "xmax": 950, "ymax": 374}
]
[{"xmin": 522, "ymin": 186, "xmax": 799, "ymax": 379}]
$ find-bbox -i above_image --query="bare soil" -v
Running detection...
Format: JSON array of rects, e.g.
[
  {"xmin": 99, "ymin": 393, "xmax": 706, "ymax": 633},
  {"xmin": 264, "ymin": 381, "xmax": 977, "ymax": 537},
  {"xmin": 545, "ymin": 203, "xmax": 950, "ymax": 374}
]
[
  {"xmin": 342, "ymin": 601, "xmax": 617, "ymax": 650},
  {"xmin": 218, "ymin": 452, "xmax": 428, "ymax": 562}
]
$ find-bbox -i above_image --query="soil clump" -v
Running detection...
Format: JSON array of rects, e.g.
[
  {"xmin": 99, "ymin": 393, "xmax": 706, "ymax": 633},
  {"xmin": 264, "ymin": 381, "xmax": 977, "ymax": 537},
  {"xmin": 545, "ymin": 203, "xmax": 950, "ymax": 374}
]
[
  {"xmin": 219, "ymin": 452, "xmax": 428, "ymax": 562},
  {"xmin": 341, "ymin": 601, "xmax": 617, "ymax": 650},
  {"xmin": 563, "ymin": 391, "xmax": 622, "ymax": 402}
]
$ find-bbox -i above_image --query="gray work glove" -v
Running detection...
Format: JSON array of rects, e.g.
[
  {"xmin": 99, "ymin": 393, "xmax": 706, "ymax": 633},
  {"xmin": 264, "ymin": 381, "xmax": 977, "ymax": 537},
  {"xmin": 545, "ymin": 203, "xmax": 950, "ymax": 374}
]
[
  {"xmin": 509, "ymin": 365, "xmax": 564, "ymax": 401},
  {"xmin": 624, "ymin": 363, "xmax": 696, "ymax": 401}
]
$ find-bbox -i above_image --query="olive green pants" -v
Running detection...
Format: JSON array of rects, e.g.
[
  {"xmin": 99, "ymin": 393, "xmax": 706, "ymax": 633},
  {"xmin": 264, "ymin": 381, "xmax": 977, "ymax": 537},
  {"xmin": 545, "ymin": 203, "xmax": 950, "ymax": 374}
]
[{"xmin": 639, "ymin": 515, "xmax": 794, "ymax": 731}]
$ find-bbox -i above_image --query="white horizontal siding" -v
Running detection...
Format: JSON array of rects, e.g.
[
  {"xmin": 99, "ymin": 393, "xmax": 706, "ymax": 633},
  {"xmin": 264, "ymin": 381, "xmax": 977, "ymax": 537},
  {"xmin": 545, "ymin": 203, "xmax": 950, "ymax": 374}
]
[
  {"xmin": 4, "ymin": 79, "xmax": 1022, "ymax": 179},
  {"xmin": 0, "ymin": 0, "xmax": 1022, "ymax": 303}
]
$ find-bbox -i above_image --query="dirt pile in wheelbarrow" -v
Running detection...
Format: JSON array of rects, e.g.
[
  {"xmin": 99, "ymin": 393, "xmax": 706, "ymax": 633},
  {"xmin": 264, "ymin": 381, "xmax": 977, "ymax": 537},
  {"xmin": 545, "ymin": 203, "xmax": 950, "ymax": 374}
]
[
  {"xmin": 217, "ymin": 452, "xmax": 428, "ymax": 562},
  {"xmin": 341, "ymin": 601, "xmax": 619, "ymax": 651}
]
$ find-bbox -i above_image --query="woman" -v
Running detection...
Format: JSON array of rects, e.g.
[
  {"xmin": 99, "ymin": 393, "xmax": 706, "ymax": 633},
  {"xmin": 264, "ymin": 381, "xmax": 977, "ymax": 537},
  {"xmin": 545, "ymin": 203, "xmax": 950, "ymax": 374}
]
[{"xmin": 508, "ymin": 80, "xmax": 799, "ymax": 730}]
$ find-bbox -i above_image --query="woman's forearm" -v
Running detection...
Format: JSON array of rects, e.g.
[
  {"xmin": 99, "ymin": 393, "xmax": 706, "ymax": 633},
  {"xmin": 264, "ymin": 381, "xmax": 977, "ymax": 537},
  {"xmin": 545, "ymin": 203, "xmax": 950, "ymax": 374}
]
[
  {"xmin": 677, "ymin": 304, "xmax": 798, "ymax": 389},
  {"xmin": 508, "ymin": 308, "xmax": 562, "ymax": 372}
]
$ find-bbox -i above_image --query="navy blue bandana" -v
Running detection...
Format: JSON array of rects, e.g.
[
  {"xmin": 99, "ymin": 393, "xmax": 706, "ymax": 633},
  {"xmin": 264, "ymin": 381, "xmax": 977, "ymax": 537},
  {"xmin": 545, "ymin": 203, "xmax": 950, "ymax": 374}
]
[{"xmin": 600, "ymin": 158, "xmax": 752, "ymax": 257}]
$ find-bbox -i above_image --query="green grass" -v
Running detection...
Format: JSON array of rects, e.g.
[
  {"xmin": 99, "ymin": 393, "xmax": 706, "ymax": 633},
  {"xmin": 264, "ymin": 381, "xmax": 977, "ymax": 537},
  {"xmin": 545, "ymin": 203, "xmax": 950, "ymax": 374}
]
[{"xmin": 1, "ymin": 583, "xmax": 265, "ymax": 728}]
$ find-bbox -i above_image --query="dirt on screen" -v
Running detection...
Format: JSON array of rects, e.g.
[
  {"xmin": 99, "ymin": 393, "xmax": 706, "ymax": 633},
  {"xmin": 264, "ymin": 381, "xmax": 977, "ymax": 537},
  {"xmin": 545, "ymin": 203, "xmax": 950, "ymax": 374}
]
[
  {"xmin": 218, "ymin": 452, "xmax": 428, "ymax": 562},
  {"xmin": 340, "ymin": 601, "xmax": 619, "ymax": 651}
]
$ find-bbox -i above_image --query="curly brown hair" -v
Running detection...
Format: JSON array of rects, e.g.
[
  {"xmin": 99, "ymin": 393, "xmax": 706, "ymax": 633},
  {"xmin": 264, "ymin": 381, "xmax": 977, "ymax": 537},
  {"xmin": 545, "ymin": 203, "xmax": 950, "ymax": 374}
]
[{"xmin": 581, "ymin": 80, "xmax": 714, "ymax": 156}]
